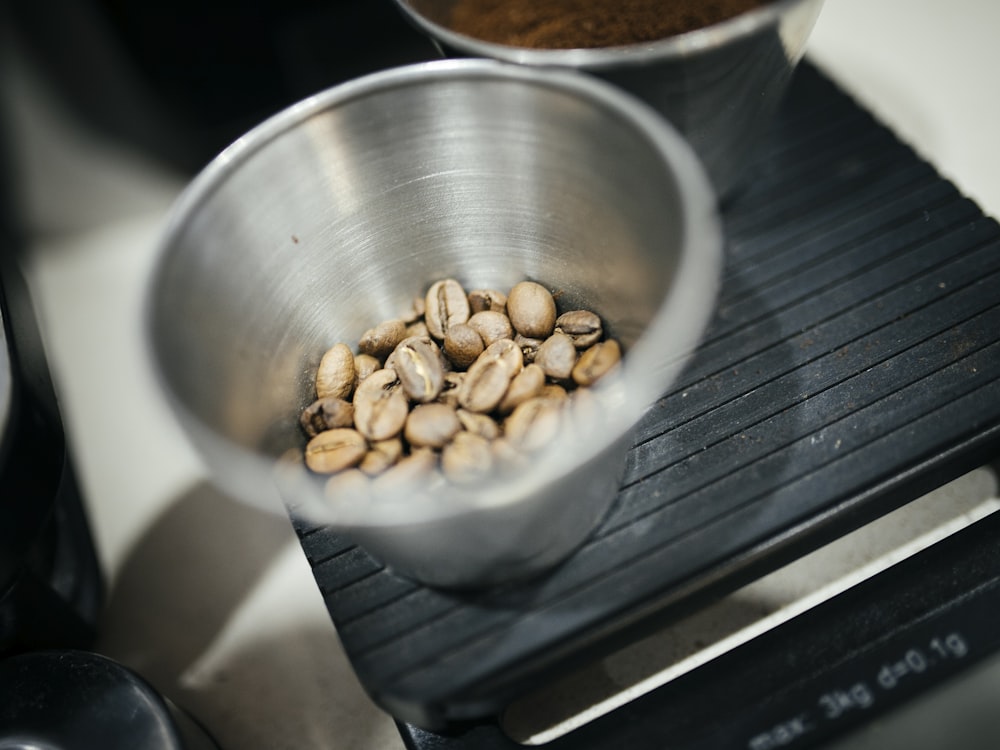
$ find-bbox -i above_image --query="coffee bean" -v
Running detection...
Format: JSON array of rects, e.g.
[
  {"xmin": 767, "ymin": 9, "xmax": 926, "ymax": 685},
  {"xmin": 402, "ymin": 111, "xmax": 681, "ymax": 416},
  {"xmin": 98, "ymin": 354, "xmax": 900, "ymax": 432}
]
[
  {"xmin": 456, "ymin": 408, "xmax": 501, "ymax": 439},
  {"xmin": 468, "ymin": 288, "xmax": 507, "ymax": 314},
  {"xmin": 482, "ymin": 338, "xmax": 524, "ymax": 375},
  {"xmin": 406, "ymin": 320, "xmax": 430, "ymax": 339},
  {"xmin": 555, "ymin": 310, "xmax": 603, "ymax": 349},
  {"xmin": 438, "ymin": 371, "xmax": 465, "ymax": 407},
  {"xmin": 443, "ymin": 323, "xmax": 485, "ymax": 369},
  {"xmin": 359, "ymin": 438, "xmax": 404, "ymax": 476},
  {"xmin": 353, "ymin": 353, "xmax": 380, "ymax": 386},
  {"xmin": 315, "ymin": 343, "xmax": 355, "ymax": 400},
  {"xmin": 507, "ymin": 281, "xmax": 556, "ymax": 338},
  {"xmin": 304, "ymin": 428, "xmax": 368, "ymax": 474},
  {"xmin": 374, "ymin": 446, "xmax": 439, "ymax": 492},
  {"xmin": 442, "ymin": 432, "xmax": 494, "ymax": 483},
  {"xmin": 467, "ymin": 310, "xmax": 513, "ymax": 346},
  {"xmin": 300, "ymin": 397, "xmax": 355, "ymax": 437},
  {"xmin": 534, "ymin": 332, "xmax": 578, "ymax": 381},
  {"xmin": 405, "ymin": 403, "xmax": 462, "ymax": 448},
  {"xmin": 573, "ymin": 339, "xmax": 621, "ymax": 386},
  {"xmin": 498, "ymin": 363, "xmax": 546, "ymax": 414},
  {"xmin": 458, "ymin": 355, "xmax": 513, "ymax": 413},
  {"xmin": 388, "ymin": 336, "xmax": 446, "ymax": 403},
  {"xmin": 514, "ymin": 333, "xmax": 544, "ymax": 363},
  {"xmin": 359, "ymin": 319, "xmax": 407, "ymax": 359},
  {"xmin": 401, "ymin": 295, "xmax": 425, "ymax": 324},
  {"xmin": 425, "ymin": 278, "xmax": 470, "ymax": 339},
  {"xmin": 542, "ymin": 383, "xmax": 570, "ymax": 401},
  {"xmin": 353, "ymin": 368, "xmax": 409, "ymax": 440},
  {"xmin": 503, "ymin": 397, "xmax": 564, "ymax": 453}
]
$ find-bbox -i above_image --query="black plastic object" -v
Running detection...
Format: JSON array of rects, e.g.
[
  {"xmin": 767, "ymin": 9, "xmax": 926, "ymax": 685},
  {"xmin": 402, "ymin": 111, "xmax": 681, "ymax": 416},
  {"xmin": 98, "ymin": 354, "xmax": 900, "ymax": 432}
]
[
  {"xmin": 397, "ymin": 503, "xmax": 1000, "ymax": 749},
  {"xmin": 290, "ymin": 61, "xmax": 1000, "ymax": 728},
  {"xmin": 0, "ymin": 650, "xmax": 219, "ymax": 750},
  {"xmin": 1, "ymin": 121, "xmax": 103, "ymax": 655}
]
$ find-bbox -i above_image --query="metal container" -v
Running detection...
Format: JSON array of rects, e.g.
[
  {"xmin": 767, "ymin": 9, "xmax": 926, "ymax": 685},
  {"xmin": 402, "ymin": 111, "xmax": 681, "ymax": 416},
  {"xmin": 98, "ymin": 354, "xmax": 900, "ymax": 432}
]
[
  {"xmin": 145, "ymin": 60, "xmax": 722, "ymax": 588},
  {"xmin": 392, "ymin": 0, "xmax": 825, "ymax": 197}
]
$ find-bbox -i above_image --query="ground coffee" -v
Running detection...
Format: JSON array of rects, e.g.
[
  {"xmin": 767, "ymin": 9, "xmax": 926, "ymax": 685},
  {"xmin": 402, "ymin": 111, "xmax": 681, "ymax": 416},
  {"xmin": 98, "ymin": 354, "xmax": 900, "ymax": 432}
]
[{"xmin": 444, "ymin": 0, "xmax": 773, "ymax": 49}]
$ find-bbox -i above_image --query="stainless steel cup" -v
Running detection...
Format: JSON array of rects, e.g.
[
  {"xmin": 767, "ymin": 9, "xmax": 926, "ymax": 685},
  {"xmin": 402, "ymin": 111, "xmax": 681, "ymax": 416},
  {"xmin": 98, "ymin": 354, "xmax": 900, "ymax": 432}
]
[
  {"xmin": 392, "ymin": 0, "xmax": 825, "ymax": 197},
  {"xmin": 145, "ymin": 60, "xmax": 722, "ymax": 588}
]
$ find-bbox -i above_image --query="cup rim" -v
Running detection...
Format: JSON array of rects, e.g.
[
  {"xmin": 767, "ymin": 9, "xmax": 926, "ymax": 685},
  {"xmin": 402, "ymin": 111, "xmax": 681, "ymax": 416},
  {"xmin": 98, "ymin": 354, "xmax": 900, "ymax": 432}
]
[
  {"xmin": 392, "ymin": 0, "xmax": 811, "ymax": 70},
  {"xmin": 145, "ymin": 59, "xmax": 723, "ymax": 527}
]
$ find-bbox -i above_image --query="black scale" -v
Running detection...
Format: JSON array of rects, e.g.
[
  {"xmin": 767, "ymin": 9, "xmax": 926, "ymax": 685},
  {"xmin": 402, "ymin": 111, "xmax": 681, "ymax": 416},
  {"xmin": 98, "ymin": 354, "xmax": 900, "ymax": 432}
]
[{"xmin": 289, "ymin": 62, "xmax": 1000, "ymax": 748}]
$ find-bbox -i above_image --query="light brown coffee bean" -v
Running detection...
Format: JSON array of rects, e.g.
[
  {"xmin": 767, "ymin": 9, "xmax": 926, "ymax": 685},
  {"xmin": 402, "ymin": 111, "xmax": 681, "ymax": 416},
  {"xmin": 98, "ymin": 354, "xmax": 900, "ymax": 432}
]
[
  {"xmin": 323, "ymin": 468, "xmax": 371, "ymax": 504},
  {"xmin": 507, "ymin": 281, "xmax": 557, "ymax": 338},
  {"xmin": 467, "ymin": 310, "xmax": 513, "ymax": 346},
  {"xmin": 353, "ymin": 353, "xmax": 380, "ymax": 385},
  {"xmin": 468, "ymin": 288, "xmax": 507, "ymax": 314},
  {"xmin": 315, "ymin": 343, "xmax": 355, "ymax": 400},
  {"xmin": 425, "ymin": 278, "xmax": 470, "ymax": 339},
  {"xmin": 300, "ymin": 397, "xmax": 355, "ymax": 437},
  {"xmin": 352, "ymin": 368, "xmax": 409, "ymax": 440},
  {"xmin": 304, "ymin": 428, "xmax": 368, "ymax": 474},
  {"xmin": 459, "ymin": 355, "xmax": 515, "ymax": 414},
  {"xmin": 359, "ymin": 319, "xmax": 407, "ymax": 359},
  {"xmin": 359, "ymin": 438, "xmax": 404, "ymax": 476},
  {"xmin": 498, "ymin": 363, "xmax": 546, "ymax": 415},
  {"xmin": 443, "ymin": 323, "xmax": 484, "ymax": 369},
  {"xmin": 503, "ymin": 397, "xmax": 563, "ymax": 453},
  {"xmin": 388, "ymin": 336, "xmax": 445, "ymax": 403},
  {"xmin": 555, "ymin": 310, "xmax": 604, "ymax": 349},
  {"xmin": 573, "ymin": 339, "xmax": 622, "ymax": 386},
  {"xmin": 534, "ymin": 332, "xmax": 578, "ymax": 381},
  {"xmin": 482, "ymin": 338, "xmax": 524, "ymax": 375},
  {"xmin": 442, "ymin": 432, "xmax": 494, "ymax": 484},
  {"xmin": 542, "ymin": 383, "xmax": 570, "ymax": 401},
  {"xmin": 405, "ymin": 403, "xmax": 462, "ymax": 448},
  {"xmin": 456, "ymin": 408, "xmax": 501, "ymax": 440},
  {"xmin": 374, "ymin": 446, "xmax": 439, "ymax": 491},
  {"xmin": 406, "ymin": 320, "xmax": 430, "ymax": 339}
]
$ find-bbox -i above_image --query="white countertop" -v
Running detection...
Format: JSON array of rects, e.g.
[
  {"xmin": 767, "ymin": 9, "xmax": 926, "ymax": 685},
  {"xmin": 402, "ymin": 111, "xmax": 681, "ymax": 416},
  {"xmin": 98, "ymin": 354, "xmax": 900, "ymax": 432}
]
[{"xmin": 4, "ymin": 1, "xmax": 999, "ymax": 748}]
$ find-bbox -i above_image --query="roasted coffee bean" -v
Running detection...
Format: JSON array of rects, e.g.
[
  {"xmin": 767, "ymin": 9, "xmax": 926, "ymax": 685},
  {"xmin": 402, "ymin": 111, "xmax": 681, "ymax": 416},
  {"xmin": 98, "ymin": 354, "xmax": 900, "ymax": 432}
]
[
  {"xmin": 304, "ymin": 428, "xmax": 368, "ymax": 474},
  {"xmin": 555, "ymin": 310, "xmax": 603, "ymax": 349},
  {"xmin": 352, "ymin": 368, "xmax": 408, "ymax": 440},
  {"xmin": 573, "ymin": 339, "xmax": 621, "ymax": 386},
  {"xmin": 406, "ymin": 320, "xmax": 430, "ymax": 339},
  {"xmin": 359, "ymin": 319, "xmax": 407, "ymax": 359},
  {"xmin": 359, "ymin": 438, "xmax": 404, "ymax": 476},
  {"xmin": 323, "ymin": 468, "xmax": 371, "ymax": 503},
  {"xmin": 425, "ymin": 278, "xmax": 470, "ymax": 339},
  {"xmin": 405, "ymin": 403, "xmax": 462, "ymax": 448},
  {"xmin": 504, "ymin": 397, "xmax": 564, "ymax": 453},
  {"xmin": 468, "ymin": 288, "xmax": 507, "ymax": 314},
  {"xmin": 467, "ymin": 310, "xmax": 513, "ymax": 346},
  {"xmin": 459, "ymin": 353, "xmax": 515, "ymax": 413},
  {"xmin": 353, "ymin": 353, "xmax": 380, "ymax": 386},
  {"xmin": 507, "ymin": 281, "xmax": 557, "ymax": 338},
  {"xmin": 388, "ymin": 336, "xmax": 446, "ymax": 403},
  {"xmin": 315, "ymin": 343, "xmax": 355, "ymax": 400},
  {"xmin": 456, "ymin": 408, "xmax": 501, "ymax": 440},
  {"xmin": 482, "ymin": 338, "xmax": 524, "ymax": 375},
  {"xmin": 542, "ymin": 383, "xmax": 570, "ymax": 401},
  {"xmin": 300, "ymin": 397, "xmax": 355, "ymax": 437},
  {"xmin": 498, "ymin": 363, "xmax": 546, "ymax": 414},
  {"xmin": 374, "ymin": 446, "xmax": 439, "ymax": 491},
  {"xmin": 534, "ymin": 332, "xmax": 578, "ymax": 381},
  {"xmin": 442, "ymin": 432, "xmax": 494, "ymax": 483},
  {"xmin": 443, "ymin": 323, "xmax": 485, "ymax": 369}
]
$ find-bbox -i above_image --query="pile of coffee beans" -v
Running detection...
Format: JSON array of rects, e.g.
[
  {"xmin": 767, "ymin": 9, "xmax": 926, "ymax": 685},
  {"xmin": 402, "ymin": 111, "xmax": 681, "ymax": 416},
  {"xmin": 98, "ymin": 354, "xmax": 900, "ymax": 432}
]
[{"xmin": 299, "ymin": 279, "xmax": 621, "ymax": 496}]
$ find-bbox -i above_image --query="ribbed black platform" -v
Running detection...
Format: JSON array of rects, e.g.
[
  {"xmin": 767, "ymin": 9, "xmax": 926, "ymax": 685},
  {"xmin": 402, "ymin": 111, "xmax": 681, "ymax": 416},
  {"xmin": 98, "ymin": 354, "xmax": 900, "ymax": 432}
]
[{"xmin": 290, "ymin": 61, "xmax": 1000, "ymax": 730}]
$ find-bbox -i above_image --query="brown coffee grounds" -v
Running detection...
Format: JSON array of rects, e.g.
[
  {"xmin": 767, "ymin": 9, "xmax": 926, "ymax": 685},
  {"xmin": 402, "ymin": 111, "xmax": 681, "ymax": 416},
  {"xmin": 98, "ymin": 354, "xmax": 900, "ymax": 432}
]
[{"xmin": 444, "ymin": 0, "xmax": 774, "ymax": 49}]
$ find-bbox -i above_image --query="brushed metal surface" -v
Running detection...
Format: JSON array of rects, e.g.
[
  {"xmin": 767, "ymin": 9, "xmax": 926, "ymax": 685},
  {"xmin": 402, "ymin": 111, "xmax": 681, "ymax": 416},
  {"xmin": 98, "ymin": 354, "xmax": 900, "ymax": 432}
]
[
  {"xmin": 394, "ymin": 0, "xmax": 825, "ymax": 197},
  {"xmin": 145, "ymin": 60, "xmax": 722, "ymax": 587}
]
